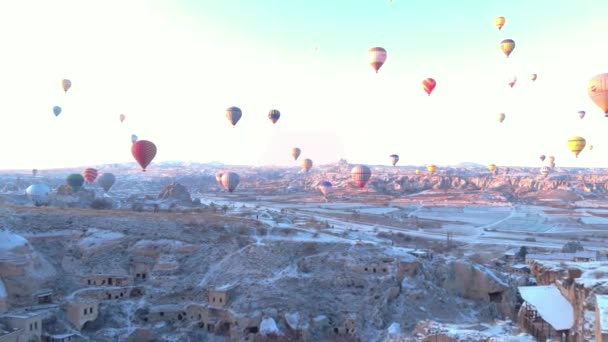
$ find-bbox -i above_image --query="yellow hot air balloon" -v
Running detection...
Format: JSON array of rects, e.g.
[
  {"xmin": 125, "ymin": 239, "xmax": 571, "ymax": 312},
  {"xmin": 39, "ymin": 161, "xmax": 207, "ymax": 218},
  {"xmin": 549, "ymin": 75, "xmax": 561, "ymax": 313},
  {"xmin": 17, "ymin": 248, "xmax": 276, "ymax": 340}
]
[
  {"xmin": 500, "ymin": 39, "xmax": 515, "ymax": 58},
  {"xmin": 495, "ymin": 16, "xmax": 505, "ymax": 30},
  {"xmin": 301, "ymin": 158, "xmax": 313, "ymax": 172},
  {"xmin": 567, "ymin": 136, "xmax": 586, "ymax": 158},
  {"xmin": 427, "ymin": 164, "xmax": 437, "ymax": 174},
  {"xmin": 588, "ymin": 144, "xmax": 593, "ymax": 151},
  {"xmin": 291, "ymin": 147, "xmax": 301, "ymax": 161},
  {"xmin": 498, "ymin": 113, "xmax": 506, "ymax": 123},
  {"xmin": 588, "ymin": 73, "xmax": 608, "ymax": 115},
  {"xmin": 487, "ymin": 164, "xmax": 497, "ymax": 173},
  {"xmin": 530, "ymin": 73, "xmax": 537, "ymax": 81}
]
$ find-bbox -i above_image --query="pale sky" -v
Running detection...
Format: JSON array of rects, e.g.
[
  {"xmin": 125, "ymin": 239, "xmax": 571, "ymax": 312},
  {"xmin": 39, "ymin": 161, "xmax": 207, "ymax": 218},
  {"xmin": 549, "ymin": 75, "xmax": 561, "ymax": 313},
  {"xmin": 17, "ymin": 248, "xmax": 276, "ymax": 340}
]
[{"xmin": 1, "ymin": 0, "xmax": 607, "ymax": 170}]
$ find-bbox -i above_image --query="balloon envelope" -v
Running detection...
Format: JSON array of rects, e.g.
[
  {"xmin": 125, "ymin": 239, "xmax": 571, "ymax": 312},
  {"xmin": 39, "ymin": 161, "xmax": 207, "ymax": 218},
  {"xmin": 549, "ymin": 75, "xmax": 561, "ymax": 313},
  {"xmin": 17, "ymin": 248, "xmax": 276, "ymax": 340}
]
[
  {"xmin": 427, "ymin": 164, "xmax": 437, "ymax": 174},
  {"xmin": 587, "ymin": 73, "xmax": 608, "ymax": 115},
  {"xmin": 500, "ymin": 39, "xmax": 515, "ymax": 58},
  {"xmin": 268, "ymin": 109, "xmax": 280, "ymax": 124},
  {"xmin": 530, "ymin": 73, "xmax": 537, "ymax": 81},
  {"xmin": 97, "ymin": 173, "xmax": 116, "ymax": 192},
  {"xmin": 53, "ymin": 106, "xmax": 61, "ymax": 117},
  {"xmin": 422, "ymin": 78, "xmax": 436, "ymax": 96},
  {"xmin": 498, "ymin": 113, "xmax": 506, "ymax": 123},
  {"xmin": 368, "ymin": 47, "xmax": 387, "ymax": 73},
  {"xmin": 495, "ymin": 16, "xmax": 505, "ymax": 30},
  {"xmin": 389, "ymin": 154, "xmax": 399, "ymax": 166},
  {"xmin": 301, "ymin": 158, "xmax": 313, "ymax": 172},
  {"xmin": 351, "ymin": 165, "xmax": 371, "ymax": 188},
  {"xmin": 66, "ymin": 174, "xmax": 84, "ymax": 193},
  {"xmin": 318, "ymin": 181, "xmax": 332, "ymax": 196},
  {"xmin": 540, "ymin": 166, "xmax": 551, "ymax": 177},
  {"xmin": 62, "ymin": 79, "xmax": 71, "ymax": 93},
  {"xmin": 567, "ymin": 136, "xmax": 586, "ymax": 158},
  {"xmin": 291, "ymin": 147, "xmax": 301, "ymax": 161},
  {"xmin": 226, "ymin": 106, "xmax": 242, "ymax": 127},
  {"xmin": 83, "ymin": 168, "xmax": 98, "ymax": 185},
  {"xmin": 215, "ymin": 172, "xmax": 224, "ymax": 184},
  {"xmin": 220, "ymin": 172, "xmax": 240, "ymax": 192},
  {"xmin": 120, "ymin": 114, "xmax": 126, "ymax": 123},
  {"xmin": 578, "ymin": 111, "xmax": 586, "ymax": 119},
  {"xmin": 26, "ymin": 184, "xmax": 51, "ymax": 206},
  {"xmin": 131, "ymin": 134, "xmax": 138, "ymax": 144},
  {"xmin": 539, "ymin": 155, "xmax": 546, "ymax": 162},
  {"xmin": 131, "ymin": 140, "xmax": 157, "ymax": 171}
]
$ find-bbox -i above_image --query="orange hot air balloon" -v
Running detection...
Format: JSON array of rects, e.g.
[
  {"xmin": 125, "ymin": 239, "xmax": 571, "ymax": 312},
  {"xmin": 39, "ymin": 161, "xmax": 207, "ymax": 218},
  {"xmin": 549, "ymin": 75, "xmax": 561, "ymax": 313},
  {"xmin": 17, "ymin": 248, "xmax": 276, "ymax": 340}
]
[
  {"xmin": 530, "ymin": 73, "xmax": 537, "ymax": 81},
  {"xmin": 368, "ymin": 47, "xmax": 387, "ymax": 73},
  {"xmin": 83, "ymin": 168, "xmax": 98, "ymax": 185},
  {"xmin": 301, "ymin": 158, "xmax": 313, "ymax": 172},
  {"xmin": 119, "ymin": 114, "xmax": 126, "ymax": 123},
  {"xmin": 588, "ymin": 73, "xmax": 608, "ymax": 115},
  {"xmin": 427, "ymin": 164, "xmax": 437, "ymax": 174},
  {"xmin": 422, "ymin": 78, "xmax": 436, "ymax": 96},
  {"xmin": 131, "ymin": 140, "xmax": 157, "ymax": 172},
  {"xmin": 62, "ymin": 79, "xmax": 72, "ymax": 93},
  {"xmin": 500, "ymin": 39, "xmax": 515, "ymax": 58},
  {"xmin": 351, "ymin": 165, "xmax": 372, "ymax": 188},
  {"xmin": 495, "ymin": 16, "xmax": 505, "ymax": 30}
]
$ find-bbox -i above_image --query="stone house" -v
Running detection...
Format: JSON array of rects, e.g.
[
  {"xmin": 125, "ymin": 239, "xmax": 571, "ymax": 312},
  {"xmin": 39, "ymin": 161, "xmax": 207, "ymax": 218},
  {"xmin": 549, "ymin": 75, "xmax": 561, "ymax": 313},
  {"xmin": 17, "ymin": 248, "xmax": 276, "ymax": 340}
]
[
  {"xmin": 42, "ymin": 332, "xmax": 82, "ymax": 342},
  {"xmin": 208, "ymin": 285, "xmax": 237, "ymax": 308},
  {"xmin": 0, "ymin": 311, "xmax": 43, "ymax": 342},
  {"xmin": 80, "ymin": 274, "xmax": 133, "ymax": 287},
  {"xmin": 67, "ymin": 300, "xmax": 98, "ymax": 330},
  {"xmin": 142, "ymin": 305, "xmax": 187, "ymax": 324},
  {"xmin": 332, "ymin": 316, "xmax": 357, "ymax": 337}
]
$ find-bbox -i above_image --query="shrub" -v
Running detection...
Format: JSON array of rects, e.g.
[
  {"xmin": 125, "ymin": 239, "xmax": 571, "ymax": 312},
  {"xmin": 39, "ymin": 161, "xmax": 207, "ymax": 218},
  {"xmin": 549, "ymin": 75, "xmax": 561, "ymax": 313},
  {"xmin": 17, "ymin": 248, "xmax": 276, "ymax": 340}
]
[{"xmin": 91, "ymin": 199, "xmax": 112, "ymax": 210}]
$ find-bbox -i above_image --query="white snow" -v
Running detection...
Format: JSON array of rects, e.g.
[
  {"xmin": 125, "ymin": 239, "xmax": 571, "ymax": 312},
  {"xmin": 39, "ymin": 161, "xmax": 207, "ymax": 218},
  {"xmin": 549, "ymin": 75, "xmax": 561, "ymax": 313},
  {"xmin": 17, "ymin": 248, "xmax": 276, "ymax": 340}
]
[
  {"xmin": 596, "ymin": 295, "xmax": 608, "ymax": 333},
  {"xmin": 0, "ymin": 230, "xmax": 28, "ymax": 251},
  {"xmin": 388, "ymin": 322, "xmax": 401, "ymax": 336},
  {"xmin": 78, "ymin": 229, "xmax": 125, "ymax": 249},
  {"xmin": 259, "ymin": 317, "xmax": 281, "ymax": 336},
  {"xmin": 518, "ymin": 285, "xmax": 573, "ymax": 330}
]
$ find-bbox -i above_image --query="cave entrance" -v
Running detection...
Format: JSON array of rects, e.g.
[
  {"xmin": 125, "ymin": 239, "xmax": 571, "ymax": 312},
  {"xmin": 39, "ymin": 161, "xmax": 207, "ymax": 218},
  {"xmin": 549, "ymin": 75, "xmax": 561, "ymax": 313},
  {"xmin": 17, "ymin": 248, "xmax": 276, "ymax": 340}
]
[{"xmin": 488, "ymin": 291, "xmax": 503, "ymax": 303}]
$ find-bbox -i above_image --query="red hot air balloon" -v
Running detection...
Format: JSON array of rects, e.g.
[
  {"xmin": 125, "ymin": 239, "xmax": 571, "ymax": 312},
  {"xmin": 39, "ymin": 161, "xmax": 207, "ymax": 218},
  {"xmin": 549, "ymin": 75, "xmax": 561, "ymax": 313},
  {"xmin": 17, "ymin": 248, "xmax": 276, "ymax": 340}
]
[
  {"xmin": 131, "ymin": 140, "xmax": 157, "ymax": 172},
  {"xmin": 351, "ymin": 165, "xmax": 372, "ymax": 188},
  {"xmin": 368, "ymin": 47, "xmax": 387, "ymax": 73},
  {"xmin": 422, "ymin": 78, "xmax": 436, "ymax": 96},
  {"xmin": 83, "ymin": 168, "xmax": 98, "ymax": 185},
  {"xmin": 120, "ymin": 114, "xmax": 126, "ymax": 123}
]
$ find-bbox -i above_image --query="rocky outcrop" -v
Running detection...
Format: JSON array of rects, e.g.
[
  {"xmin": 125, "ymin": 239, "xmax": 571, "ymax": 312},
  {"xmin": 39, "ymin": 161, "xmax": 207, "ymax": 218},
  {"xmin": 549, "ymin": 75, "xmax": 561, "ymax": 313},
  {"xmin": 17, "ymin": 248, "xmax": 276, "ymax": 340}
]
[{"xmin": 157, "ymin": 182, "xmax": 192, "ymax": 204}]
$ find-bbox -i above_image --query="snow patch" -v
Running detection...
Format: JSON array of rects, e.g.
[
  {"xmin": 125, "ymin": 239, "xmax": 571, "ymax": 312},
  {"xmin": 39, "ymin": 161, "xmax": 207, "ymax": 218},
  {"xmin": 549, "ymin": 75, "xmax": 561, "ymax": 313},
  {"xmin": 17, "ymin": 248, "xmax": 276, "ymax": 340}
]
[
  {"xmin": 259, "ymin": 317, "xmax": 281, "ymax": 336},
  {"xmin": 78, "ymin": 229, "xmax": 125, "ymax": 249},
  {"xmin": 388, "ymin": 322, "xmax": 401, "ymax": 336},
  {"xmin": 0, "ymin": 229, "xmax": 28, "ymax": 251}
]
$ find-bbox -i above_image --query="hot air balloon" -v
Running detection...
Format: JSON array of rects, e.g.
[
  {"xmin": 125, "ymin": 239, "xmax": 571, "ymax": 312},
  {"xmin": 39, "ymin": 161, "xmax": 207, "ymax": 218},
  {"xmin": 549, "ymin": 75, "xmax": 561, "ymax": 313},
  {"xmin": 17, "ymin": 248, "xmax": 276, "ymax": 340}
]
[
  {"xmin": 500, "ymin": 39, "xmax": 515, "ymax": 58},
  {"xmin": 368, "ymin": 47, "xmax": 387, "ymax": 73},
  {"xmin": 97, "ymin": 173, "xmax": 116, "ymax": 192},
  {"xmin": 422, "ymin": 78, "xmax": 436, "ymax": 96},
  {"xmin": 567, "ymin": 136, "xmax": 586, "ymax": 157},
  {"xmin": 498, "ymin": 113, "xmax": 506, "ymax": 123},
  {"xmin": 539, "ymin": 155, "xmax": 546, "ymax": 162},
  {"xmin": 389, "ymin": 154, "xmax": 399, "ymax": 166},
  {"xmin": 131, "ymin": 140, "xmax": 157, "ymax": 171},
  {"xmin": 589, "ymin": 144, "xmax": 594, "ymax": 151},
  {"xmin": 578, "ymin": 110, "xmax": 586, "ymax": 119},
  {"xmin": 120, "ymin": 114, "xmax": 126, "ymax": 123},
  {"xmin": 66, "ymin": 173, "xmax": 84, "ymax": 193},
  {"xmin": 215, "ymin": 172, "xmax": 224, "ymax": 185},
  {"xmin": 507, "ymin": 75, "xmax": 517, "ymax": 88},
  {"xmin": 587, "ymin": 73, "xmax": 608, "ymax": 115},
  {"xmin": 301, "ymin": 158, "xmax": 313, "ymax": 172},
  {"xmin": 131, "ymin": 134, "xmax": 138, "ymax": 144},
  {"xmin": 548, "ymin": 156, "xmax": 555, "ymax": 164},
  {"xmin": 53, "ymin": 106, "xmax": 61, "ymax": 117},
  {"xmin": 530, "ymin": 74, "xmax": 537, "ymax": 81},
  {"xmin": 427, "ymin": 164, "xmax": 437, "ymax": 174},
  {"xmin": 291, "ymin": 147, "xmax": 301, "ymax": 161},
  {"xmin": 540, "ymin": 166, "xmax": 551, "ymax": 177},
  {"xmin": 268, "ymin": 109, "xmax": 280, "ymax": 124},
  {"xmin": 62, "ymin": 79, "xmax": 71, "ymax": 93},
  {"xmin": 487, "ymin": 164, "xmax": 497, "ymax": 174},
  {"xmin": 351, "ymin": 165, "xmax": 371, "ymax": 188},
  {"xmin": 318, "ymin": 181, "xmax": 332, "ymax": 197},
  {"xmin": 26, "ymin": 184, "xmax": 51, "ymax": 206},
  {"xmin": 226, "ymin": 106, "xmax": 242, "ymax": 127},
  {"xmin": 495, "ymin": 16, "xmax": 505, "ymax": 30},
  {"xmin": 220, "ymin": 172, "xmax": 240, "ymax": 192},
  {"xmin": 83, "ymin": 168, "xmax": 98, "ymax": 185}
]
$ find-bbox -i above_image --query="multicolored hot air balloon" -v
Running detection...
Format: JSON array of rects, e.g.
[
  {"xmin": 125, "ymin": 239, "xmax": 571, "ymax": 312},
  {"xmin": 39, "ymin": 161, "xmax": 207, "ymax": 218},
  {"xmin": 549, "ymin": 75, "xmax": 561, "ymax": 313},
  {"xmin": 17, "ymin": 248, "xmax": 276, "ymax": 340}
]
[
  {"xmin": 540, "ymin": 166, "xmax": 551, "ymax": 177},
  {"xmin": 26, "ymin": 184, "xmax": 51, "ymax": 206},
  {"xmin": 539, "ymin": 155, "xmax": 546, "ymax": 162},
  {"xmin": 215, "ymin": 172, "xmax": 223, "ymax": 185},
  {"xmin": 291, "ymin": 147, "xmax": 301, "ymax": 161},
  {"xmin": 500, "ymin": 39, "xmax": 515, "ymax": 58},
  {"xmin": 567, "ymin": 136, "xmax": 586, "ymax": 158},
  {"xmin": 368, "ymin": 47, "xmax": 387, "ymax": 73},
  {"xmin": 530, "ymin": 73, "xmax": 538, "ymax": 81},
  {"xmin": 97, "ymin": 173, "xmax": 116, "ymax": 192},
  {"xmin": 53, "ymin": 106, "xmax": 61, "ymax": 117},
  {"xmin": 131, "ymin": 140, "xmax": 157, "ymax": 171},
  {"xmin": 131, "ymin": 134, "xmax": 138, "ymax": 144},
  {"xmin": 220, "ymin": 172, "xmax": 240, "ymax": 192},
  {"xmin": 120, "ymin": 114, "xmax": 126, "ymax": 123},
  {"xmin": 507, "ymin": 75, "xmax": 517, "ymax": 88},
  {"xmin": 498, "ymin": 113, "xmax": 506, "ymax": 123},
  {"xmin": 226, "ymin": 106, "xmax": 242, "ymax": 127},
  {"xmin": 389, "ymin": 154, "xmax": 399, "ymax": 166},
  {"xmin": 587, "ymin": 73, "xmax": 608, "ymax": 116},
  {"xmin": 268, "ymin": 109, "xmax": 280, "ymax": 124},
  {"xmin": 301, "ymin": 158, "xmax": 313, "ymax": 172},
  {"xmin": 351, "ymin": 165, "xmax": 371, "ymax": 188},
  {"xmin": 83, "ymin": 168, "xmax": 98, "ymax": 185},
  {"xmin": 578, "ymin": 110, "xmax": 586, "ymax": 119},
  {"xmin": 62, "ymin": 79, "xmax": 71, "ymax": 93},
  {"xmin": 66, "ymin": 173, "xmax": 84, "ymax": 193},
  {"xmin": 318, "ymin": 181, "xmax": 332, "ymax": 197},
  {"xmin": 495, "ymin": 16, "xmax": 505, "ymax": 30},
  {"xmin": 427, "ymin": 164, "xmax": 437, "ymax": 174},
  {"xmin": 422, "ymin": 78, "xmax": 436, "ymax": 96}
]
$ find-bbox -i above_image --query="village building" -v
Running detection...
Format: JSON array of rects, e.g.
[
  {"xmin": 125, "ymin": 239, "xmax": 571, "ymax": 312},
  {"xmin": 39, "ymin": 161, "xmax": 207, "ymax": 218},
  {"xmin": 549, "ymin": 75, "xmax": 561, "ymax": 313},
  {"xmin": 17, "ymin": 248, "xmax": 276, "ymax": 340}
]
[
  {"xmin": 143, "ymin": 305, "xmax": 187, "ymax": 324},
  {"xmin": 505, "ymin": 263, "xmax": 531, "ymax": 275},
  {"xmin": 525, "ymin": 251, "xmax": 598, "ymax": 264},
  {"xmin": 33, "ymin": 289, "xmax": 53, "ymax": 305},
  {"xmin": 518, "ymin": 285, "xmax": 573, "ymax": 341},
  {"xmin": 130, "ymin": 262, "xmax": 152, "ymax": 282},
  {"xmin": 596, "ymin": 295, "xmax": 608, "ymax": 342},
  {"xmin": 80, "ymin": 274, "xmax": 133, "ymax": 287},
  {"xmin": 208, "ymin": 285, "xmax": 237, "ymax": 308},
  {"xmin": 42, "ymin": 332, "xmax": 82, "ymax": 342},
  {"xmin": 332, "ymin": 315, "xmax": 357, "ymax": 337},
  {"xmin": 0, "ymin": 311, "xmax": 43, "ymax": 342},
  {"xmin": 67, "ymin": 300, "xmax": 98, "ymax": 331}
]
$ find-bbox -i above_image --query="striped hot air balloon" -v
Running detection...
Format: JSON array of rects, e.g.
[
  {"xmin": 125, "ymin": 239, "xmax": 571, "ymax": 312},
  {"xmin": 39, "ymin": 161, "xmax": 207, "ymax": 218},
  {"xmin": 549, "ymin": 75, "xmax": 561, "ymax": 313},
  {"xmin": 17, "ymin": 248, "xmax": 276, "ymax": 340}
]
[
  {"xmin": 268, "ymin": 109, "xmax": 281, "ymax": 124},
  {"xmin": 368, "ymin": 47, "xmax": 387, "ymax": 73},
  {"xmin": 83, "ymin": 168, "xmax": 98, "ymax": 185},
  {"xmin": 422, "ymin": 78, "xmax": 436, "ymax": 96},
  {"xmin": 131, "ymin": 140, "xmax": 157, "ymax": 171},
  {"xmin": 351, "ymin": 165, "xmax": 371, "ymax": 188},
  {"xmin": 500, "ymin": 39, "xmax": 515, "ymax": 58}
]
